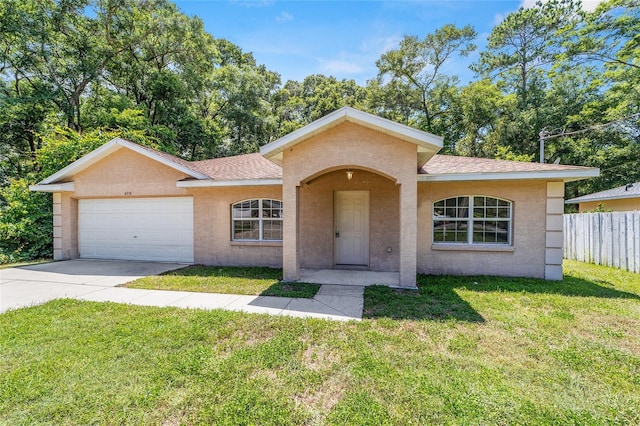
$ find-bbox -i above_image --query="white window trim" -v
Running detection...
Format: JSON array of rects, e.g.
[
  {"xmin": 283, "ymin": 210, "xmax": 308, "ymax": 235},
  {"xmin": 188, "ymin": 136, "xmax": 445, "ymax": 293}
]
[
  {"xmin": 231, "ymin": 198, "xmax": 283, "ymax": 242},
  {"xmin": 433, "ymin": 195, "xmax": 512, "ymax": 245}
]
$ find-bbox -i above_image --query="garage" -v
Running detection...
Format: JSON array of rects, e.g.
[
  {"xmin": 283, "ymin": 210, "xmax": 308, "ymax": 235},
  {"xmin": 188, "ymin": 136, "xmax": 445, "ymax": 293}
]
[{"xmin": 78, "ymin": 197, "xmax": 194, "ymax": 263}]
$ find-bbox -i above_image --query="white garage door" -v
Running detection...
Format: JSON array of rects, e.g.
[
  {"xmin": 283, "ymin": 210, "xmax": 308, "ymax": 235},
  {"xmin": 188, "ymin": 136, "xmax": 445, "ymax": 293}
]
[{"xmin": 78, "ymin": 197, "xmax": 194, "ymax": 263}]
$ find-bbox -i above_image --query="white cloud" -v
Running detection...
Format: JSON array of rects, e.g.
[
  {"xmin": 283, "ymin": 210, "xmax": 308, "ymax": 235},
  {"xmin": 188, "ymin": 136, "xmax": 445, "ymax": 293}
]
[
  {"xmin": 275, "ymin": 11, "xmax": 293, "ymax": 24},
  {"xmin": 521, "ymin": 0, "xmax": 604, "ymax": 12},
  {"xmin": 319, "ymin": 58, "xmax": 364, "ymax": 76}
]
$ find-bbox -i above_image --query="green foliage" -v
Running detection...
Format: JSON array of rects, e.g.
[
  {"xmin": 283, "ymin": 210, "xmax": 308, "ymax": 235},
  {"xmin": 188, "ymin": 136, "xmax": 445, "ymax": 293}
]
[
  {"xmin": 585, "ymin": 203, "xmax": 612, "ymax": 213},
  {"xmin": 372, "ymin": 24, "xmax": 477, "ymax": 143},
  {"xmin": 0, "ymin": 179, "xmax": 51, "ymax": 263}
]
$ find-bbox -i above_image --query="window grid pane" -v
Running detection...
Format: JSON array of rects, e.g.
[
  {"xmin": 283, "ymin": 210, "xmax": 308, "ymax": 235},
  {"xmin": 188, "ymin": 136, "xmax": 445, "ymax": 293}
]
[
  {"xmin": 434, "ymin": 196, "xmax": 511, "ymax": 245},
  {"xmin": 233, "ymin": 220, "xmax": 259, "ymax": 240},
  {"xmin": 262, "ymin": 220, "xmax": 283, "ymax": 240},
  {"xmin": 232, "ymin": 199, "xmax": 283, "ymax": 241}
]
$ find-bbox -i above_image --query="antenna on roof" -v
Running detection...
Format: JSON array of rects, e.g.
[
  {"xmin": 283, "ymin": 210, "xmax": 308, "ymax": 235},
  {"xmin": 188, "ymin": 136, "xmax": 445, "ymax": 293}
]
[{"xmin": 625, "ymin": 183, "xmax": 634, "ymax": 191}]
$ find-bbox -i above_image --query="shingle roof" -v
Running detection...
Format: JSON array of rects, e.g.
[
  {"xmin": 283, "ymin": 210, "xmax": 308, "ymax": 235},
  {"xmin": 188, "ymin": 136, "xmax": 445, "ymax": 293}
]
[
  {"xmin": 123, "ymin": 142, "xmax": 281, "ymax": 180},
  {"xmin": 140, "ymin": 145, "xmax": 593, "ymax": 181},
  {"xmin": 566, "ymin": 182, "xmax": 640, "ymax": 204},
  {"xmin": 133, "ymin": 143, "xmax": 201, "ymax": 173},
  {"xmin": 73, "ymin": 140, "xmax": 595, "ymax": 183},
  {"xmin": 191, "ymin": 153, "xmax": 282, "ymax": 180},
  {"xmin": 420, "ymin": 154, "xmax": 589, "ymax": 174}
]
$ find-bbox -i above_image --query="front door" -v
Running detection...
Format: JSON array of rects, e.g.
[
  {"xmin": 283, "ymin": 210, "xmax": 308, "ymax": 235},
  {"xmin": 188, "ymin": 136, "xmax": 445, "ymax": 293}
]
[{"xmin": 334, "ymin": 191, "xmax": 369, "ymax": 266}]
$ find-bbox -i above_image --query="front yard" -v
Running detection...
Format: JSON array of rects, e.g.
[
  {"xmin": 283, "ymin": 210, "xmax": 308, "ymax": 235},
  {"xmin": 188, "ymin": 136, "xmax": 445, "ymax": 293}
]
[
  {"xmin": 124, "ymin": 265, "xmax": 321, "ymax": 298},
  {"xmin": 1, "ymin": 260, "xmax": 639, "ymax": 424}
]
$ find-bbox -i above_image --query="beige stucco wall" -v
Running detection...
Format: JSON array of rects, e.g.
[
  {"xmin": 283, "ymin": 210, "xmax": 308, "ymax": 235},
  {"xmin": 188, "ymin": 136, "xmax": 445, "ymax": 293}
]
[
  {"xmin": 73, "ymin": 148, "xmax": 191, "ymax": 198},
  {"xmin": 190, "ymin": 186, "xmax": 283, "ymax": 267},
  {"xmin": 54, "ymin": 193, "xmax": 78, "ymax": 260},
  {"xmin": 51, "ymin": 142, "xmax": 561, "ymax": 281},
  {"xmin": 579, "ymin": 198, "xmax": 640, "ymax": 213},
  {"xmin": 281, "ymin": 121, "xmax": 418, "ymax": 286},
  {"xmin": 55, "ymin": 148, "xmax": 283, "ymax": 266},
  {"xmin": 417, "ymin": 180, "xmax": 548, "ymax": 279},
  {"xmin": 298, "ymin": 169, "xmax": 399, "ymax": 271}
]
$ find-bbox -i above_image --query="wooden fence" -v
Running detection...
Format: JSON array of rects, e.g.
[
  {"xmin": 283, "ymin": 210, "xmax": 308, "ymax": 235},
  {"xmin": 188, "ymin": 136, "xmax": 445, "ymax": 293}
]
[{"xmin": 564, "ymin": 212, "xmax": 640, "ymax": 273}]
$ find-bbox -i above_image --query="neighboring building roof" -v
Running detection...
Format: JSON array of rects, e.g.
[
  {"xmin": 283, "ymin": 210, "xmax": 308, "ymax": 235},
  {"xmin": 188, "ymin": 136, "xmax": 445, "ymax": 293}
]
[
  {"xmin": 259, "ymin": 106, "xmax": 444, "ymax": 167},
  {"xmin": 418, "ymin": 154, "xmax": 598, "ymax": 182},
  {"xmin": 565, "ymin": 181, "xmax": 640, "ymax": 204}
]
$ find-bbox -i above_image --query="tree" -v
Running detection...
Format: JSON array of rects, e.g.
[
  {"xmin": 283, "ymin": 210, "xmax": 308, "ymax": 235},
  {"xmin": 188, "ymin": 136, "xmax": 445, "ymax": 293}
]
[
  {"xmin": 472, "ymin": 0, "xmax": 584, "ymax": 159},
  {"xmin": 373, "ymin": 24, "xmax": 477, "ymax": 136},
  {"xmin": 272, "ymin": 74, "xmax": 367, "ymax": 140}
]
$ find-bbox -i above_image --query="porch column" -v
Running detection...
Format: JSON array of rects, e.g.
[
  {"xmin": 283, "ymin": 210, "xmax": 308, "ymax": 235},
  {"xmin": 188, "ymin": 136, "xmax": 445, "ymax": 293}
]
[
  {"xmin": 399, "ymin": 178, "xmax": 417, "ymax": 288},
  {"xmin": 283, "ymin": 179, "xmax": 300, "ymax": 281}
]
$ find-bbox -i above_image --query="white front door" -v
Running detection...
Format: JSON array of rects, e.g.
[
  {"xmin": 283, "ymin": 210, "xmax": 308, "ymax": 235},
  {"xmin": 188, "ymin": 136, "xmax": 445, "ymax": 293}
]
[{"xmin": 334, "ymin": 191, "xmax": 369, "ymax": 266}]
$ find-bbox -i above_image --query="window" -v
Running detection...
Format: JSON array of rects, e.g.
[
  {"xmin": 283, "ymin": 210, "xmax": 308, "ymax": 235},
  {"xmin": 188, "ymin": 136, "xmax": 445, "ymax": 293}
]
[
  {"xmin": 433, "ymin": 196, "xmax": 511, "ymax": 245},
  {"xmin": 232, "ymin": 199, "xmax": 283, "ymax": 241}
]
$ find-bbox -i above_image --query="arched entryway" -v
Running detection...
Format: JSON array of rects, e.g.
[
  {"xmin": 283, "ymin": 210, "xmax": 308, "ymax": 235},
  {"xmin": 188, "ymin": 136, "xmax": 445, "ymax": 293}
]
[{"xmin": 297, "ymin": 167, "xmax": 400, "ymax": 273}]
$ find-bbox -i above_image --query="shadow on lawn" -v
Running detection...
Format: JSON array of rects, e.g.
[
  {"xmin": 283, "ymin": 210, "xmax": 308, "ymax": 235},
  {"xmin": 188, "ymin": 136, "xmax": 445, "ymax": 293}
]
[
  {"xmin": 363, "ymin": 273, "xmax": 639, "ymax": 322},
  {"xmin": 460, "ymin": 274, "xmax": 640, "ymax": 300},
  {"xmin": 363, "ymin": 279, "xmax": 485, "ymax": 322}
]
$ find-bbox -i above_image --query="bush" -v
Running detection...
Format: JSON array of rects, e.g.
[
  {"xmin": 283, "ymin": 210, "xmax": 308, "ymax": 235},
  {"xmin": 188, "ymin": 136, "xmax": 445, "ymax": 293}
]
[{"xmin": 0, "ymin": 178, "xmax": 52, "ymax": 263}]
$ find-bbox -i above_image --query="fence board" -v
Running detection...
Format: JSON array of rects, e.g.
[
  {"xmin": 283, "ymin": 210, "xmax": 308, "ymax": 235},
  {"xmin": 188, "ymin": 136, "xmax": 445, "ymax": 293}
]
[{"xmin": 564, "ymin": 212, "xmax": 640, "ymax": 274}]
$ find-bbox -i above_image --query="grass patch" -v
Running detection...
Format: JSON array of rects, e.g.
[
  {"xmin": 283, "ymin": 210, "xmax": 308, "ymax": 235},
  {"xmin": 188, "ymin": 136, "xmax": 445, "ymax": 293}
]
[
  {"xmin": 0, "ymin": 259, "xmax": 52, "ymax": 270},
  {"xmin": 124, "ymin": 265, "xmax": 320, "ymax": 298},
  {"xmin": 1, "ymin": 260, "xmax": 639, "ymax": 424},
  {"xmin": 364, "ymin": 260, "xmax": 640, "ymax": 321}
]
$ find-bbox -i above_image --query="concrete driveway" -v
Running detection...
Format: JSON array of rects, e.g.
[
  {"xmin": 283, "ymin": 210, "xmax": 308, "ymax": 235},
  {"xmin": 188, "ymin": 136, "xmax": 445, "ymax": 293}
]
[
  {"xmin": 0, "ymin": 259, "xmax": 365, "ymax": 321},
  {"xmin": 0, "ymin": 259, "xmax": 184, "ymax": 313}
]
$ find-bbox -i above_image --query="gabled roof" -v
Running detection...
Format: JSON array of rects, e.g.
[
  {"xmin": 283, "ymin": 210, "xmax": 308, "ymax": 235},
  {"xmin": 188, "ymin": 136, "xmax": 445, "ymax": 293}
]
[
  {"xmin": 419, "ymin": 154, "xmax": 599, "ymax": 182},
  {"xmin": 37, "ymin": 138, "xmax": 208, "ymax": 185},
  {"xmin": 566, "ymin": 181, "xmax": 640, "ymax": 204},
  {"xmin": 191, "ymin": 153, "xmax": 282, "ymax": 180},
  {"xmin": 260, "ymin": 106, "xmax": 443, "ymax": 167}
]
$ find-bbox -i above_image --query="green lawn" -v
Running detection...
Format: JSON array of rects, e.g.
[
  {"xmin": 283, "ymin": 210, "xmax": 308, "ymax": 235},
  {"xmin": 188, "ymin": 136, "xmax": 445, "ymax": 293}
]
[
  {"xmin": 1, "ymin": 260, "xmax": 639, "ymax": 425},
  {"xmin": 0, "ymin": 258, "xmax": 52, "ymax": 270},
  {"xmin": 124, "ymin": 265, "xmax": 321, "ymax": 298}
]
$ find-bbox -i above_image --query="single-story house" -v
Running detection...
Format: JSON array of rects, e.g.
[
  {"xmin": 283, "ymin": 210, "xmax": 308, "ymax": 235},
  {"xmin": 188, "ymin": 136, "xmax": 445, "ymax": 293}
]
[
  {"xmin": 30, "ymin": 107, "xmax": 599, "ymax": 287},
  {"xmin": 565, "ymin": 182, "xmax": 640, "ymax": 212}
]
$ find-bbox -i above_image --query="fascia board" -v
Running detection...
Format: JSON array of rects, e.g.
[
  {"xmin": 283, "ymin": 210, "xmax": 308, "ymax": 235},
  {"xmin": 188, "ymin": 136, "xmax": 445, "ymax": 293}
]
[
  {"xmin": 29, "ymin": 182, "xmax": 75, "ymax": 192},
  {"xmin": 417, "ymin": 168, "xmax": 600, "ymax": 182},
  {"xmin": 177, "ymin": 179, "xmax": 283, "ymax": 188}
]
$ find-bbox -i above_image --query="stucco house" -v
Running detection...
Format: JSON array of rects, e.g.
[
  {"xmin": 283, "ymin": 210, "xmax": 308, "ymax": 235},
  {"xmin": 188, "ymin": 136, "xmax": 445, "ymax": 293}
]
[
  {"xmin": 565, "ymin": 182, "xmax": 640, "ymax": 212},
  {"xmin": 30, "ymin": 107, "xmax": 599, "ymax": 287}
]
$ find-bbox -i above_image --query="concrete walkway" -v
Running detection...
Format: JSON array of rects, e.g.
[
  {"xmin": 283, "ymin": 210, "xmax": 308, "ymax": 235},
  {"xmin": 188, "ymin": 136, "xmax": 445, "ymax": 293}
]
[{"xmin": 0, "ymin": 260, "xmax": 364, "ymax": 321}]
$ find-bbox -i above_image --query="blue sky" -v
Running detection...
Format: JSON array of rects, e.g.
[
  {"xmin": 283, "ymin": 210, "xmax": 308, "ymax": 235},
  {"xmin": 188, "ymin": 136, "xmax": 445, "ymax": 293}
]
[{"xmin": 174, "ymin": 0, "xmax": 603, "ymax": 85}]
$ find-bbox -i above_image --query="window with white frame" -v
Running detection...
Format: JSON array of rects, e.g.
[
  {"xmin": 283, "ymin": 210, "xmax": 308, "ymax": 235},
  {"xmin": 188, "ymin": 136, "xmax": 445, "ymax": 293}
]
[
  {"xmin": 232, "ymin": 199, "xmax": 283, "ymax": 241},
  {"xmin": 433, "ymin": 196, "xmax": 512, "ymax": 244}
]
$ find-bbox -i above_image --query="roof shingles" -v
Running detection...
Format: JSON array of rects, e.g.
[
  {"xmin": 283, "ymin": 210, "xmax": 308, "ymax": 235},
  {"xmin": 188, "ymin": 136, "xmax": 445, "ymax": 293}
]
[
  {"xmin": 566, "ymin": 181, "xmax": 640, "ymax": 203},
  {"xmin": 191, "ymin": 153, "xmax": 282, "ymax": 180},
  {"xmin": 129, "ymin": 141, "xmax": 592, "ymax": 181},
  {"xmin": 420, "ymin": 154, "xmax": 589, "ymax": 175}
]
